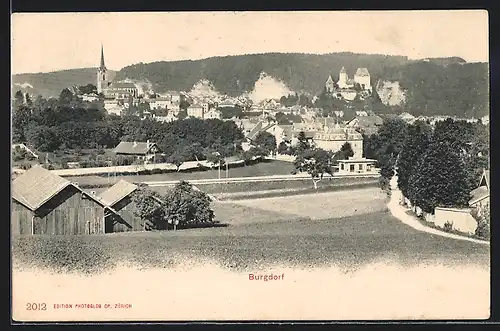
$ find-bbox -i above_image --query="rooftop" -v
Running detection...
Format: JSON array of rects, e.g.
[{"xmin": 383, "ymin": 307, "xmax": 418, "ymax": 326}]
[
  {"xmin": 108, "ymin": 82, "xmax": 137, "ymax": 89},
  {"xmin": 114, "ymin": 141, "xmax": 158, "ymax": 155},
  {"xmin": 355, "ymin": 68, "xmax": 370, "ymax": 77},
  {"xmin": 99, "ymin": 179, "xmax": 138, "ymax": 207},
  {"xmin": 12, "ymin": 165, "xmax": 72, "ymax": 211}
]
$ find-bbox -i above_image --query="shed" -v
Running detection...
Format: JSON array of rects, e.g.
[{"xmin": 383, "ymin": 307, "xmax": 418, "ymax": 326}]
[
  {"xmin": 11, "ymin": 165, "xmax": 113, "ymax": 235},
  {"xmin": 99, "ymin": 180, "xmax": 163, "ymax": 232}
]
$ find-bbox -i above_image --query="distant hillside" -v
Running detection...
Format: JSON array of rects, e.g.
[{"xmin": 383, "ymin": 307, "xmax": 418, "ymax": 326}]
[
  {"xmin": 12, "ymin": 68, "xmax": 116, "ymax": 98},
  {"xmin": 11, "ymin": 53, "xmax": 489, "ymax": 118},
  {"xmin": 115, "ymin": 52, "xmax": 410, "ymax": 96}
]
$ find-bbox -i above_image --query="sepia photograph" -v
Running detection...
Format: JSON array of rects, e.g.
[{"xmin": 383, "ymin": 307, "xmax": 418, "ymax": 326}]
[{"xmin": 11, "ymin": 10, "xmax": 490, "ymax": 322}]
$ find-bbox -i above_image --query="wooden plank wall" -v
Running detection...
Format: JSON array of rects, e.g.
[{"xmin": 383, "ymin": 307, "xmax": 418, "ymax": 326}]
[
  {"xmin": 106, "ymin": 196, "xmax": 145, "ymax": 233},
  {"xmin": 12, "ymin": 186, "xmax": 105, "ymax": 235}
]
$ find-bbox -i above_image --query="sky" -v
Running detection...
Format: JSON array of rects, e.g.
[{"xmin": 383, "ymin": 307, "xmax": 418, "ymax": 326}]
[{"xmin": 11, "ymin": 10, "xmax": 489, "ymax": 74}]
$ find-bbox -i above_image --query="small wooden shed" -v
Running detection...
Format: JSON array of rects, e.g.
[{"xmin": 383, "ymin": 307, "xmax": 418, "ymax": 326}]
[
  {"xmin": 99, "ymin": 180, "xmax": 152, "ymax": 233},
  {"xmin": 11, "ymin": 165, "xmax": 113, "ymax": 235}
]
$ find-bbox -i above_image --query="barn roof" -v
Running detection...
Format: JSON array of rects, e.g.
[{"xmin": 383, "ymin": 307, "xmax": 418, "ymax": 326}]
[
  {"xmin": 99, "ymin": 180, "xmax": 138, "ymax": 207},
  {"xmin": 12, "ymin": 165, "xmax": 109, "ymax": 212},
  {"xmin": 114, "ymin": 141, "xmax": 158, "ymax": 155},
  {"xmin": 12, "ymin": 165, "xmax": 72, "ymax": 211}
]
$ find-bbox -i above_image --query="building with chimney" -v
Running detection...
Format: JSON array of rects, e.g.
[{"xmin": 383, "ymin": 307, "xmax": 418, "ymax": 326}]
[{"xmin": 113, "ymin": 140, "xmax": 161, "ymax": 162}]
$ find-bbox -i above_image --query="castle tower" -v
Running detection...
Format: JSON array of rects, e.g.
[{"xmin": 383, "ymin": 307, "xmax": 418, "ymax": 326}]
[
  {"xmin": 97, "ymin": 44, "xmax": 109, "ymax": 94},
  {"xmin": 337, "ymin": 66, "xmax": 348, "ymax": 89}
]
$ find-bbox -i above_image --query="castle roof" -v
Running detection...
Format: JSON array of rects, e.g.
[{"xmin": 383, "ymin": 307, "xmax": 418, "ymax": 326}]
[
  {"xmin": 355, "ymin": 68, "xmax": 370, "ymax": 77},
  {"xmin": 326, "ymin": 75, "xmax": 334, "ymax": 83},
  {"xmin": 340, "ymin": 67, "xmax": 347, "ymax": 73}
]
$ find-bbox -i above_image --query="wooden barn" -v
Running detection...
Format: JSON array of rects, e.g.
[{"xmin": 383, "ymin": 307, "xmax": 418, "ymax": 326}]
[
  {"xmin": 11, "ymin": 165, "xmax": 114, "ymax": 235},
  {"xmin": 99, "ymin": 180, "xmax": 157, "ymax": 233}
]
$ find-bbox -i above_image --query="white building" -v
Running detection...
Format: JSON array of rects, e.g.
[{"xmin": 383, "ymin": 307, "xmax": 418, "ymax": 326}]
[
  {"xmin": 187, "ymin": 104, "xmax": 204, "ymax": 119},
  {"xmin": 353, "ymin": 68, "xmax": 371, "ymax": 91},
  {"xmin": 81, "ymin": 93, "xmax": 99, "ymax": 102},
  {"xmin": 204, "ymin": 109, "xmax": 222, "ymax": 120},
  {"xmin": 148, "ymin": 98, "xmax": 171, "ymax": 110}
]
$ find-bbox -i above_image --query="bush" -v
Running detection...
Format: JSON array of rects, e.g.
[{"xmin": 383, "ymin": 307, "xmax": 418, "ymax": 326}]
[
  {"xmin": 475, "ymin": 219, "xmax": 490, "ymax": 240},
  {"xmin": 443, "ymin": 221, "xmax": 453, "ymax": 232}
]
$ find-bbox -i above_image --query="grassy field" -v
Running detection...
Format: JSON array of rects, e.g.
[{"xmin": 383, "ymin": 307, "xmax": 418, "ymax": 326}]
[
  {"xmin": 12, "ymin": 187, "xmax": 489, "ymax": 274},
  {"xmin": 66, "ymin": 160, "xmax": 296, "ymax": 187}
]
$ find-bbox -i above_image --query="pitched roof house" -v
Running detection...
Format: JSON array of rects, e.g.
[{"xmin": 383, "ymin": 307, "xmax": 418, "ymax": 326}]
[
  {"xmin": 11, "ymin": 165, "xmax": 112, "ymax": 235},
  {"xmin": 99, "ymin": 180, "xmax": 164, "ymax": 232},
  {"xmin": 113, "ymin": 140, "xmax": 161, "ymax": 160},
  {"xmin": 469, "ymin": 169, "xmax": 490, "ymax": 207}
]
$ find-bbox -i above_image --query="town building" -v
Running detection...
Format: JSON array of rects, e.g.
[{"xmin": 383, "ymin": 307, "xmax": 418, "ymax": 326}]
[
  {"xmin": 346, "ymin": 115, "xmax": 384, "ymax": 136},
  {"xmin": 337, "ymin": 157, "xmax": 377, "ymax": 174},
  {"xmin": 312, "ymin": 125, "xmax": 364, "ymax": 158},
  {"xmin": 11, "ymin": 165, "xmax": 112, "ymax": 235},
  {"xmin": 113, "ymin": 140, "xmax": 161, "ymax": 162},
  {"xmin": 187, "ymin": 104, "xmax": 205, "ymax": 119},
  {"xmin": 204, "ymin": 109, "xmax": 222, "ymax": 120}
]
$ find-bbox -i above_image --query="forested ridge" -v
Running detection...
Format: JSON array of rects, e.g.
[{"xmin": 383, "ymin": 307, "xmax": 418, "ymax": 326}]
[{"xmin": 13, "ymin": 53, "xmax": 488, "ymax": 118}]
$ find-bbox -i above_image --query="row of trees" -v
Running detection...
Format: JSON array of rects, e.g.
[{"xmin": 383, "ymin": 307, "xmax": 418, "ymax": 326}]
[
  {"xmin": 363, "ymin": 117, "xmax": 489, "ymax": 216},
  {"xmin": 12, "ymin": 93, "xmax": 246, "ymax": 164}
]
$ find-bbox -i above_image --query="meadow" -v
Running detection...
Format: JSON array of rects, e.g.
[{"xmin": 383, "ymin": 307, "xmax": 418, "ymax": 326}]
[
  {"xmin": 64, "ymin": 159, "xmax": 297, "ymax": 187},
  {"xmin": 11, "ymin": 188, "xmax": 489, "ymax": 275}
]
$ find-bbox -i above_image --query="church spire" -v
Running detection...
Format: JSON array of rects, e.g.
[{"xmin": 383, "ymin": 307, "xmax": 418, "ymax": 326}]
[{"xmin": 99, "ymin": 44, "xmax": 106, "ymax": 71}]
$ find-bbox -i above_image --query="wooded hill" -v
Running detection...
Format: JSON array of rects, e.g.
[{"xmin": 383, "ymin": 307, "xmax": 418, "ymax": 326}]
[{"xmin": 12, "ymin": 52, "xmax": 488, "ymax": 118}]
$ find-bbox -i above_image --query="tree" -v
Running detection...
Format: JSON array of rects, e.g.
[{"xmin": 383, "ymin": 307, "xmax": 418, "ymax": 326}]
[
  {"xmin": 79, "ymin": 84, "xmax": 98, "ymax": 95},
  {"xmin": 14, "ymin": 90, "xmax": 24, "ymax": 108},
  {"xmin": 407, "ymin": 141, "xmax": 470, "ymax": 213},
  {"xmin": 396, "ymin": 121, "xmax": 432, "ymax": 198},
  {"xmin": 338, "ymin": 142, "xmax": 354, "ymax": 160},
  {"xmin": 59, "ymin": 88, "xmax": 74, "ymax": 105},
  {"xmin": 471, "ymin": 201, "xmax": 490, "ymax": 239},
  {"xmin": 294, "ymin": 131, "xmax": 311, "ymax": 155},
  {"xmin": 253, "ymin": 131, "xmax": 277, "ymax": 156},
  {"xmin": 163, "ymin": 181, "xmax": 215, "ymax": 229},
  {"xmin": 167, "ymin": 149, "xmax": 188, "ymax": 171},
  {"xmin": 131, "ymin": 185, "xmax": 166, "ymax": 230},
  {"xmin": 277, "ymin": 141, "xmax": 289, "ymax": 155},
  {"xmin": 294, "ymin": 147, "xmax": 333, "ymax": 189}
]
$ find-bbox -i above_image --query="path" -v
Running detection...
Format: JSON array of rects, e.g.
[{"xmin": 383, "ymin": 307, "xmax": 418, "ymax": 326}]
[{"xmin": 387, "ymin": 175, "xmax": 490, "ymax": 246}]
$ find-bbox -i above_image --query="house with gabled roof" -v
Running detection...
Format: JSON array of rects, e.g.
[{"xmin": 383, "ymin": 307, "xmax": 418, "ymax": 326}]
[
  {"xmin": 469, "ymin": 169, "xmax": 490, "ymax": 210},
  {"xmin": 99, "ymin": 180, "xmax": 164, "ymax": 232},
  {"xmin": 113, "ymin": 140, "xmax": 161, "ymax": 161},
  {"xmin": 11, "ymin": 165, "xmax": 115, "ymax": 235}
]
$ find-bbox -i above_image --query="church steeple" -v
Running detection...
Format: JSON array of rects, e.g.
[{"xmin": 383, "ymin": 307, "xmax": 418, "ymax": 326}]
[
  {"xmin": 97, "ymin": 44, "xmax": 109, "ymax": 94},
  {"xmin": 99, "ymin": 44, "xmax": 106, "ymax": 71}
]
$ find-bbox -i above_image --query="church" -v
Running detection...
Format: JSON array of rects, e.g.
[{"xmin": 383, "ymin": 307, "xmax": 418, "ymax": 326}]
[{"xmin": 97, "ymin": 45, "xmax": 139, "ymax": 99}]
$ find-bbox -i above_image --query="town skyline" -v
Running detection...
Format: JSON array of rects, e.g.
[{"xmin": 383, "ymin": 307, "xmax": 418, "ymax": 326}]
[{"xmin": 11, "ymin": 10, "xmax": 489, "ymax": 75}]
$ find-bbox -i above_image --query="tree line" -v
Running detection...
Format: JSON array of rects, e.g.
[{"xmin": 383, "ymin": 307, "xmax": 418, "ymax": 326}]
[
  {"xmin": 363, "ymin": 117, "xmax": 489, "ymax": 237},
  {"xmin": 12, "ymin": 91, "xmax": 247, "ymax": 166}
]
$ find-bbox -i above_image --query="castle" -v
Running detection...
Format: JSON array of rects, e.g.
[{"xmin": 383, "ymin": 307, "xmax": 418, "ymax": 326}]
[
  {"xmin": 325, "ymin": 67, "xmax": 371, "ymax": 93},
  {"xmin": 97, "ymin": 45, "xmax": 138, "ymax": 99}
]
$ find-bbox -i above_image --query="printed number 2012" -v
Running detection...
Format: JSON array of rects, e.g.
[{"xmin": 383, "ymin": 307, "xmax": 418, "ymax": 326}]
[{"xmin": 26, "ymin": 303, "xmax": 47, "ymax": 311}]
